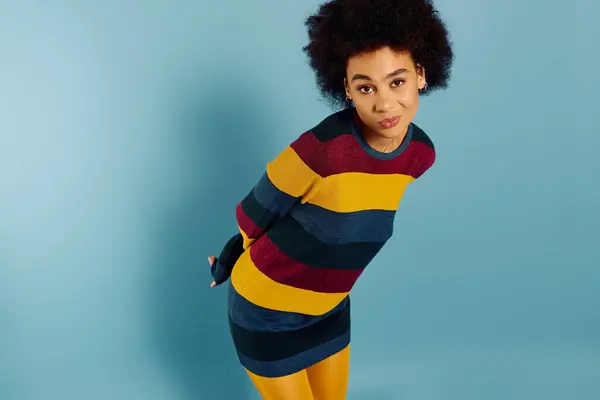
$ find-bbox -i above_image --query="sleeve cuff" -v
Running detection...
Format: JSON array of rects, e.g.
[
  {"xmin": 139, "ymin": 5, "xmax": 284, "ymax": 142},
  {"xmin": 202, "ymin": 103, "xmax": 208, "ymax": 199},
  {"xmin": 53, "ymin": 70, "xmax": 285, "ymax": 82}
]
[{"xmin": 211, "ymin": 233, "xmax": 244, "ymax": 285}]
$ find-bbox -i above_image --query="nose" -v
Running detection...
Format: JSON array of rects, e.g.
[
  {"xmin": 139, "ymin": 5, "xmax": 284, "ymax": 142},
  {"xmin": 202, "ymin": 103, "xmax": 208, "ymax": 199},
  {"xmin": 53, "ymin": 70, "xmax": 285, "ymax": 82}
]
[{"xmin": 373, "ymin": 92, "xmax": 395, "ymax": 113}]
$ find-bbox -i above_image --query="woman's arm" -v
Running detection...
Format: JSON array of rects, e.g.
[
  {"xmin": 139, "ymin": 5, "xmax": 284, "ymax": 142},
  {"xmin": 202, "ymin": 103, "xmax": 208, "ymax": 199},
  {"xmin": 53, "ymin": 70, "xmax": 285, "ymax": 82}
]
[{"xmin": 209, "ymin": 131, "xmax": 326, "ymax": 286}]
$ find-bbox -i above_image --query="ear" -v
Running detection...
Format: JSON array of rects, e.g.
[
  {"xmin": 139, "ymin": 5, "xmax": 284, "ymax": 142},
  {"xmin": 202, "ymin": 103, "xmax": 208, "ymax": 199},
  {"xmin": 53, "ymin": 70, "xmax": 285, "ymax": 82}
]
[
  {"xmin": 343, "ymin": 77, "xmax": 351, "ymax": 99},
  {"xmin": 416, "ymin": 64, "xmax": 427, "ymax": 90}
]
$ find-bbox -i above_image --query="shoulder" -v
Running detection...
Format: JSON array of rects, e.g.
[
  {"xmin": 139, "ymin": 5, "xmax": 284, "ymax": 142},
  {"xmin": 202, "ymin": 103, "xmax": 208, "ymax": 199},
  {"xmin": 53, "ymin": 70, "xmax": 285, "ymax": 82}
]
[
  {"xmin": 408, "ymin": 123, "xmax": 436, "ymax": 179},
  {"xmin": 285, "ymin": 108, "xmax": 354, "ymax": 175},
  {"xmin": 307, "ymin": 107, "xmax": 355, "ymax": 142},
  {"xmin": 411, "ymin": 123, "xmax": 435, "ymax": 151}
]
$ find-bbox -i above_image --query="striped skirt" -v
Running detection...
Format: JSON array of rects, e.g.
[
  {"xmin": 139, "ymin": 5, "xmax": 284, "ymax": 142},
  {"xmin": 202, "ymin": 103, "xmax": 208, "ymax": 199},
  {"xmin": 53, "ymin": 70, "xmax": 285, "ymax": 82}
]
[{"xmin": 226, "ymin": 280, "xmax": 351, "ymax": 378}]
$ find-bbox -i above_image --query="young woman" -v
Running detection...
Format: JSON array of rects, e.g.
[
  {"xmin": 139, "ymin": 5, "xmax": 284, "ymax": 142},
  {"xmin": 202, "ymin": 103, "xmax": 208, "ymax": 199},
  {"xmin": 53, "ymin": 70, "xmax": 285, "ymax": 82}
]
[{"xmin": 208, "ymin": 0, "xmax": 454, "ymax": 398}]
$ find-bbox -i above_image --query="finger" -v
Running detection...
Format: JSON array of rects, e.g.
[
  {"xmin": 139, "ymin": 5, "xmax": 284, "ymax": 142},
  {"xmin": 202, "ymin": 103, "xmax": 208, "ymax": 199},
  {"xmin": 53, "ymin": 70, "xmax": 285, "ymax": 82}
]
[
  {"xmin": 210, "ymin": 281, "xmax": 216, "ymax": 288},
  {"xmin": 208, "ymin": 256, "xmax": 216, "ymax": 265}
]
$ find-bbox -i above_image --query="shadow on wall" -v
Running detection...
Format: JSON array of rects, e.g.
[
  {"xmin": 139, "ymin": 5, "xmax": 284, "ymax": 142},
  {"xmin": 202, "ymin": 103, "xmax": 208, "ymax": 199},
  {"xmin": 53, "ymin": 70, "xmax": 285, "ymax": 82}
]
[{"xmin": 147, "ymin": 72, "xmax": 271, "ymax": 399}]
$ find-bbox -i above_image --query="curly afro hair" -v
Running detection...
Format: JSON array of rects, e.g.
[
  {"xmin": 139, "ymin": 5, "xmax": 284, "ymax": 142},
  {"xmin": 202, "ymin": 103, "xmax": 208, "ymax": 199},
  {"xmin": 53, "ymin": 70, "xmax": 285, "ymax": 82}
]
[{"xmin": 303, "ymin": 0, "xmax": 454, "ymax": 109}]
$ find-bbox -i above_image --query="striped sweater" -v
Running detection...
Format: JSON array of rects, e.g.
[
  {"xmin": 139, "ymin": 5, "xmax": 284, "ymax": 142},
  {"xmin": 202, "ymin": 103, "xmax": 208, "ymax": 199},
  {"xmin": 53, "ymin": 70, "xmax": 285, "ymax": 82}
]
[{"xmin": 211, "ymin": 107, "xmax": 435, "ymax": 376}]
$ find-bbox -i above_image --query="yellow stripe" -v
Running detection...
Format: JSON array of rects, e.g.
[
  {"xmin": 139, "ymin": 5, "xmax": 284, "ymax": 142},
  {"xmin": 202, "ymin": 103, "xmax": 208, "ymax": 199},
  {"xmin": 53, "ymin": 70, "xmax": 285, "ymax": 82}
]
[
  {"xmin": 266, "ymin": 146, "xmax": 321, "ymax": 198},
  {"xmin": 309, "ymin": 172, "xmax": 415, "ymax": 213},
  {"xmin": 231, "ymin": 250, "xmax": 349, "ymax": 316},
  {"xmin": 237, "ymin": 224, "xmax": 255, "ymax": 250}
]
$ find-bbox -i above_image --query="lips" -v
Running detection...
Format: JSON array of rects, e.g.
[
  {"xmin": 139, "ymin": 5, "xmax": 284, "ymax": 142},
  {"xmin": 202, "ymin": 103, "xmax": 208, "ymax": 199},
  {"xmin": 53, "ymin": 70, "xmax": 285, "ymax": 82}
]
[{"xmin": 378, "ymin": 116, "xmax": 400, "ymax": 129}]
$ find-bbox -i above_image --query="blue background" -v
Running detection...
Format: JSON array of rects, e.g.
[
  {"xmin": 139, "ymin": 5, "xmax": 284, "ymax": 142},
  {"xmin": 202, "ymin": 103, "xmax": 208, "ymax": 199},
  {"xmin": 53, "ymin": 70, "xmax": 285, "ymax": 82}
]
[{"xmin": 1, "ymin": 0, "xmax": 598, "ymax": 399}]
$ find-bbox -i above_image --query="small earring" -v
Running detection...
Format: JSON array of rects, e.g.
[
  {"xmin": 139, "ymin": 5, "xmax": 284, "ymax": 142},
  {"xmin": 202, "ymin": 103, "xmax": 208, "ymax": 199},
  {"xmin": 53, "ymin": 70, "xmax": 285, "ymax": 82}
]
[{"xmin": 421, "ymin": 81, "xmax": 428, "ymax": 91}]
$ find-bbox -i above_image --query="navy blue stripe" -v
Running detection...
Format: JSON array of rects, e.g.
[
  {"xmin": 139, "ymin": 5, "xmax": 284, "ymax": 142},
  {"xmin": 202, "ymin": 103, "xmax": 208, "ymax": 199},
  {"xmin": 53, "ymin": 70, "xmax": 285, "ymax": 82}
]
[
  {"xmin": 267, "ymin": 214, "xmax": 385, "ymax": 270},
  {"xmin": 229, "ymin": 295, "xmax": 351, "ymax": 362},
  {"xmin": 227, "ymin": 282, "xmax": 348, "ymax": 332},
  {"xmin": 252, "ymin": 172, "xmax": 298, "ymax": 216},
  {"xmin": 310, "ymin": 107, "xmax": 355, "ymax": 142},
  {"xmin": 290, "ymin": 203, "xmax": 395, "ymax": 245},
  {"xmin": 237, "ymin": 330, "xmax": 350, "ymax": 378}
]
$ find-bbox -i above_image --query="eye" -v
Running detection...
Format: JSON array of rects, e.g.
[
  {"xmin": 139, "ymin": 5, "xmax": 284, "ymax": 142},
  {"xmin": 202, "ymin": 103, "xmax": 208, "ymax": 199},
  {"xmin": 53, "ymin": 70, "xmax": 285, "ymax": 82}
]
[
  {"xmin": 391, "ymin": 79, "xmax": 405, "ymax": 88},
  {"xmin": 358, "ymin": 86, "xmax": 373, "ymax": 94}
]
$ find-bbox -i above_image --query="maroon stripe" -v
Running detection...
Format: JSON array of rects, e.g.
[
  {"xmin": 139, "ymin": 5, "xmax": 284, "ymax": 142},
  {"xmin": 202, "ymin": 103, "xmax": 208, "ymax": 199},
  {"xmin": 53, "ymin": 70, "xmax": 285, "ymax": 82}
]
[
  {"xmin": 236, "ymin": 202, "xmax": 263, "ymax": 240},
  {"xmin": 413, "ymin": 142, "xmax": 436, "ymax": 178},
  {"xmin": 249, "ymin": 235, "xmax": 363, "ymax": 293},
  {"xmin": 290, "ymin": 129, "xmax": 435, "ymax": 177},
  {"xmin": 289, "ymin": 131, "xmax": 327, "ymax": 176}
]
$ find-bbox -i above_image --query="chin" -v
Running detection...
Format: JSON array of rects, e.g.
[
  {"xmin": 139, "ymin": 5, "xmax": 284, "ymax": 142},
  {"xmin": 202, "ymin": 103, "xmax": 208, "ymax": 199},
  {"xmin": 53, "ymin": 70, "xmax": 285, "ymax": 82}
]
[{"xmin": 377, "ymin": 125, "xmax": 408, "ymax": 138}]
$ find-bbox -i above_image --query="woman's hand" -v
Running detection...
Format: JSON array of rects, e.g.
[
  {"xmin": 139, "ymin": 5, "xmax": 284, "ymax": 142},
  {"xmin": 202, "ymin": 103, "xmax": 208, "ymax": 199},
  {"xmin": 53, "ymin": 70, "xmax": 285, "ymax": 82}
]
[{"xmin": 208, "ymin": 256, "xmax": 217, "ymax": 288}]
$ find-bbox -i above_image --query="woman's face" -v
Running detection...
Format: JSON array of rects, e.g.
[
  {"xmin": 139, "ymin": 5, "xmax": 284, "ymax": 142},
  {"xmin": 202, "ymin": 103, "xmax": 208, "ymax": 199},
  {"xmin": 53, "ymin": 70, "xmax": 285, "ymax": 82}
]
[{"xmin": 345, "ymin": 46, "xmax": 426, "ymax": 141}]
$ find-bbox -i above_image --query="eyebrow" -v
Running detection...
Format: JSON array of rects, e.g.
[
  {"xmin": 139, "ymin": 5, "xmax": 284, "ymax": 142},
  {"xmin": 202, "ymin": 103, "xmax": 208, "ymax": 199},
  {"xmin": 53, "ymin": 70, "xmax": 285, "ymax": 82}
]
[{"xmin": 351, "ymin": 68, "xmax": 409, "ymax": 82}]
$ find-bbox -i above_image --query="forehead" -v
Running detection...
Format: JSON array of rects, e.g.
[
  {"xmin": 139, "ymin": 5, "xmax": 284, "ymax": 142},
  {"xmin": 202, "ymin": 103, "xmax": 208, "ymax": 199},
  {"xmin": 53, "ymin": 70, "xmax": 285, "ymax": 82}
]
[{"xmin": 346, "ymin": 47, "xmax": 415, "ymax": 77}]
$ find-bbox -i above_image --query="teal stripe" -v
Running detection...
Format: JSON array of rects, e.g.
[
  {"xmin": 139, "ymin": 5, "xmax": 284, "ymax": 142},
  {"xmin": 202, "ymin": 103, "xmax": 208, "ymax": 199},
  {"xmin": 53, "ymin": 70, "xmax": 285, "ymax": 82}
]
[
  {"xmin": 290, "ymin": 203, "xmax": 395, "ymax": 245},
  {"xmin": 252, "ymin": 172, "xmax": 298, "ymax": 216}
]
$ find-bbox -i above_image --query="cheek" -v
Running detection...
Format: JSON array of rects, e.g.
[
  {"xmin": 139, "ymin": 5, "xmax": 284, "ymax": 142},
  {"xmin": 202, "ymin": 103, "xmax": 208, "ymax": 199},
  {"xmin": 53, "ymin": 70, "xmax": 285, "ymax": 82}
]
[
  {"xmin": 399, "ymin": 88, "xmax": 420, "ymax": 109},
  {"xmin": 352, "ymin": 99, "xmax": 371, "ymax": 115}
]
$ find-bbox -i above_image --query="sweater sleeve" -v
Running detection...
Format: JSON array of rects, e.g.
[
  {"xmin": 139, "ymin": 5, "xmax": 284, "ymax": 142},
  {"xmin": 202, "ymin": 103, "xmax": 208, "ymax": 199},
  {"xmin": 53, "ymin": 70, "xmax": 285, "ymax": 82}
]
[
  {"xmin": 210, "ymin": 131, "xmax": 325, "ymax": 285},
  {"xmin": 413, "ymin": 147, "xmax": 436, "ymax": 179}
]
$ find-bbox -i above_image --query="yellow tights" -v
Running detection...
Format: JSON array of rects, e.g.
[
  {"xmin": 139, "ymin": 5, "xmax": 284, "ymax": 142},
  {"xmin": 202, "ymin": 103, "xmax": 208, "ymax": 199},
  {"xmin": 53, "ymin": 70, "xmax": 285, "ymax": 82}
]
[{"xmin": 246, "ymin": 345, "xmax": 350, "ymax": 400}]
